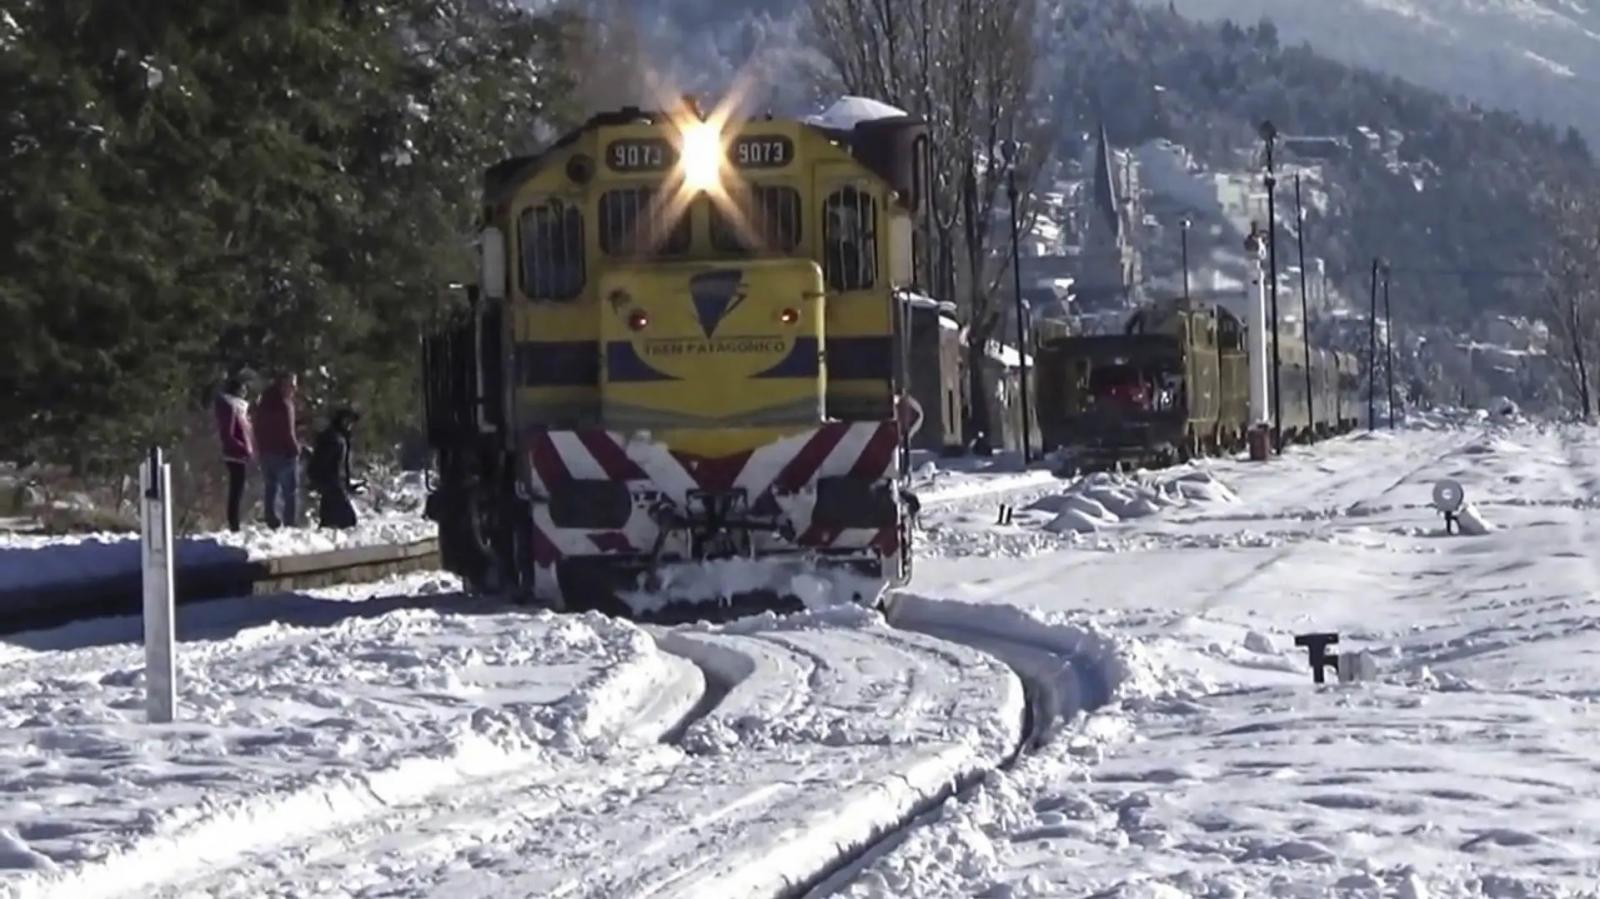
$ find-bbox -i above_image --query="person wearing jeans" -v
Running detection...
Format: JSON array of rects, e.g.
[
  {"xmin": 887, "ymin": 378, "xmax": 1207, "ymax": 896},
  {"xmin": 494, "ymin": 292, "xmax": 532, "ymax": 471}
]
[
  {"xmin": 213, "ymin": 375, "xmax": 255, "ymax": 532},
  {"xmin": 253, "ymin": 372, "xmax": 302, "ymax": 528}
]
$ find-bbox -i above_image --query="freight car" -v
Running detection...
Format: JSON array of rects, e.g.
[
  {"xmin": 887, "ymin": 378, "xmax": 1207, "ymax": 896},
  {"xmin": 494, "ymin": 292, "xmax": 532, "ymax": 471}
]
[{"xmin": 1034, "ymin": 297, "xmax": 1360, "ymax": 468}]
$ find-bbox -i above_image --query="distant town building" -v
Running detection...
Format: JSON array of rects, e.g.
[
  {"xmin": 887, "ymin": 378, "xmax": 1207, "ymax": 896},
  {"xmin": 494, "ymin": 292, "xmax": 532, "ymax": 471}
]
[{"xmin": 1073, "ymin": 125, "xmax": 1143, "ymax": 311}]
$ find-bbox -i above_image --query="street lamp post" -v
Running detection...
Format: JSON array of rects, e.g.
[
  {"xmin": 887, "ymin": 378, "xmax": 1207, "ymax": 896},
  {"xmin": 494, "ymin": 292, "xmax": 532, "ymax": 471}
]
[
  {"xmin": 1180, "ymin": 215, "xmax": 1191, "ymax": 301},
  {"xmin": 1367, "ymin": 257, "xmax": 1379, "ymax": 431},
  {"xmin": 1294, "ymin": 174, "xmax": 1314, "ymax": 439},
  {"xmin": 1383, "ymin": 262, "xmax": 1395, "ymax": 429},
  {"xmin": 1260, "ymin": 121, "xmax": 1282, "ymax": 453},
  {"xmin": 1004, "ymin": 139, "xmax": 1032, "ymax": 464}
]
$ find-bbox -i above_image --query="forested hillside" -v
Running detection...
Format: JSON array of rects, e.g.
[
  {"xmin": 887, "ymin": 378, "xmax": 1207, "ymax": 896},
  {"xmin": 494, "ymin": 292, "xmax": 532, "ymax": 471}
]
[
  {"xmin": 1136, "ymin": 0, "xmax": 1600, "ymax": 144},
  {"xmin": 1051, "ymin": 0, "xmax": 1595, "ymax": 323}
]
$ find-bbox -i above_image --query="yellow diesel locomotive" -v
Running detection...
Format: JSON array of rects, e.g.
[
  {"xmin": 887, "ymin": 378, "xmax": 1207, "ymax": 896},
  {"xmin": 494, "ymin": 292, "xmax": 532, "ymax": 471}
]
[{"xmin": 422, "ymin": 99, "xmax": 927, "ymax": 621}]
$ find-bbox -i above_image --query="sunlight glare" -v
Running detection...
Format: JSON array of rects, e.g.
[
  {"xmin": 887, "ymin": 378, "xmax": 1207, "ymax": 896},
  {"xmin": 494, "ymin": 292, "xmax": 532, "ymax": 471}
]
[{"xmin": 680, "ymin": 121, "xmax": 723, "ymax": 193}]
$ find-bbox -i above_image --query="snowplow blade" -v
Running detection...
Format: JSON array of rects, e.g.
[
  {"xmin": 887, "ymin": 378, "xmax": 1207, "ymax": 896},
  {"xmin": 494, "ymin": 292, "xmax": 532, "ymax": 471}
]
[{"xmin": 552, "ymin": 556, "xmax": 891, "ymax": 625}]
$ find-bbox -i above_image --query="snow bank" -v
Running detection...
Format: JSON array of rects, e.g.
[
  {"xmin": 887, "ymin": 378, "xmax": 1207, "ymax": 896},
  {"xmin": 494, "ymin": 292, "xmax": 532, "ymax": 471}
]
[
  {"xmin": 888, "ymin": 593, "xmax": 1152, "ymax": 709},
  {"xmin": 0, "ymin": 511, "xmax": 435, "ymax": 594},
  {"xmin": 1034, "ymin": 470, "xmax": 1235, "ymax": 535},
  {"xmin": 907, "ymin": 452, "xmax": 1062, "ymax": 507},
  {"xmin": 0, "ymin": 599, "xmax": 700, "ymax": 899},
  {"xmin": 1456, "ymin": 502, "xmax": 1495, "ymax": 535}
]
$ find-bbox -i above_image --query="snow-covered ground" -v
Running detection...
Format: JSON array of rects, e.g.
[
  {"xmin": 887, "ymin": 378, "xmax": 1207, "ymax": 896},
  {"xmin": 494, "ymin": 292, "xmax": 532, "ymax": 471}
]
[
  {"xmin": 845, "ymin": 412, "xmax": 1600, "ymax": 896},
  {"xmin": 0, "ymin": 577, "xmax": 1035, "ymax": 898},
  {"xmin": 0, "ymin": 470, "xmax": 435, "ymax": 593},
  {"xmin": 7, "ymin": 412, "xmax": 1600, "ymax": 897},
  {"xmin": 0, "ymin": 512, "xmax": 435, "ymax": 594}
]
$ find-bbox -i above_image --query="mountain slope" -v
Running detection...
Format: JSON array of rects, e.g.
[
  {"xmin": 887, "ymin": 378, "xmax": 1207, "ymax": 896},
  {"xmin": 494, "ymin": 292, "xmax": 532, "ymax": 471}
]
[{"xmin": 1142, "ymin": 0, "xmax": 1600, "ymax": 141}]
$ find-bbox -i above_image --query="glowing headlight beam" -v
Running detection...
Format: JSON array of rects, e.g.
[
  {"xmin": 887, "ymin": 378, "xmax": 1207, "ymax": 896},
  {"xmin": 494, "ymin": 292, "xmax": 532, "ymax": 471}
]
[{"xmin": 679, "ymin": 121, "xmax": 723, "ymax": 193}]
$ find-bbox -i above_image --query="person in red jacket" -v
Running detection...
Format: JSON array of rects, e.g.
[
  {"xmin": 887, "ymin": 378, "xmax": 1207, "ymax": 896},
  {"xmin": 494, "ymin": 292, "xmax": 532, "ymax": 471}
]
[
  {"xmin": 253, "ymin": 372, "xmax": 301, "ymax": 528},
  {"xmin": 213, "ymin": 375, "xmax": 255, "ymax": 532}
]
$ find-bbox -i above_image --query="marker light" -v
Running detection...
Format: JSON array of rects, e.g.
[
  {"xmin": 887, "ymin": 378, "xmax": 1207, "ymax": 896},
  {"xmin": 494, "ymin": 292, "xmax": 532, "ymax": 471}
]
[
  {"xmin": 628, "ymin": 309, "xmax": 650, "ymax": 331},
  {"xmin": 779, "ymin": 308, "xmax": 799, "ymax": 325},
  {"xmin": 679, "ymin": 121, "xmax": 722, "ymax": 193}
]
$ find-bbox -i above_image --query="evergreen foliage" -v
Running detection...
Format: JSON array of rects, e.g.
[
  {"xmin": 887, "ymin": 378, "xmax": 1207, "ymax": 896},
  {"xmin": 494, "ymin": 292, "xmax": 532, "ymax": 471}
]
[{"xmin": 0, "ymin": 0, "xmax": 579, "ymax": 472}]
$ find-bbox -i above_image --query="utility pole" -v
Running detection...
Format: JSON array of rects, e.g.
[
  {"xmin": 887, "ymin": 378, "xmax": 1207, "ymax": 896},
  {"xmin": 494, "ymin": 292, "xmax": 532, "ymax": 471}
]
[
  {"xmin": 1384, "ymin": 263, "xmax": 1395, "ymax": 429},
  {"xmin": 1294, "ymin": 174, "xmax": 1314, "ymax": 439},
  {"xmin": 1368, "ymin": 257, "xmax": 1379, "ymax": 431},
  {"xmin": 1005, "ymin": 140, "xmax": 1032, "ymax": 464},
  {"xmin": 1260, "ymin": 121, "xmax": 1282, "ymax": 453},
  {"xmin": 1181, "ymin": 215, "xmax": 1191, "ymax": 301}
]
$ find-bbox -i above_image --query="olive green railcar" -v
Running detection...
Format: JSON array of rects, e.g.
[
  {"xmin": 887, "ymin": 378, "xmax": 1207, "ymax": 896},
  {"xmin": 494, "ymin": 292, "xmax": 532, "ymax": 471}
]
[
  {"xmin": 1034, "ymin": 333, "xmax": 1189, "ymax": 466},
  {"xmin": 1217, "ymin": 310, "xmax": 1249, "ymax": 450},
  {"xmin": 1036, "ymin": 299, "xmax": 1362, "ymax": 468}
]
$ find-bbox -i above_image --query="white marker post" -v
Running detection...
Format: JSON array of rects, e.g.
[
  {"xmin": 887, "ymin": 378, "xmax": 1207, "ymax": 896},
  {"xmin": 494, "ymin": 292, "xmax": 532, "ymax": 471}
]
[
  {"xmin": 1245, "ymin": 225, "xmax": 1272, "ymax": 461},
  {"xmin": 140, "ymin": 447, "xmax": 176, "ymax": 723}
]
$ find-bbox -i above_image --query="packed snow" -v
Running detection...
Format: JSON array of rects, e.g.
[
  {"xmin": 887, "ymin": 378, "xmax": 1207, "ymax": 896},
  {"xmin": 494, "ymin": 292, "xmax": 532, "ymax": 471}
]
[
  {"xmin": 0, "ymin": 572, "xmax": 704, "ymax": 899},
  {"xmin": 843, "ymin": 412, "xmax": 1600, "ymax": 896},
  {"xmin": 0, "ymin": 581, "xmax": 1031, "ymax": 898},
  {"xmin": 0, "ymin": 470, "xmax": 436, "ymax": 594},
  {"xmin": 6, "ymin": 411, "xmax": 1600, "ymax": 897},
  {"xmin": 0, "ymin": 511, "xmax": 435, "ymax": 595}
]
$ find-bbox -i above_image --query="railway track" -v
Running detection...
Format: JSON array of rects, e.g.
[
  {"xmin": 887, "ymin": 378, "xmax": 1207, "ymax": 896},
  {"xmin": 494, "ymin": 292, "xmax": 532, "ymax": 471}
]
[
  {"xmin": 797, "ymin": 594, "xmax": 1104, "ymax": 898},
  {"xmin": 3, "ymin": 475, "xmax": 1103, "ymax": 899}
]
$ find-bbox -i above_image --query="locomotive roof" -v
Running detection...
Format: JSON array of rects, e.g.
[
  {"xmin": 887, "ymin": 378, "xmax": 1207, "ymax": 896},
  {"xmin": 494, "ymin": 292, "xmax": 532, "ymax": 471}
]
[{"xmin": 482, "ymin": 105, "xmax": 926, "ymax": 209}]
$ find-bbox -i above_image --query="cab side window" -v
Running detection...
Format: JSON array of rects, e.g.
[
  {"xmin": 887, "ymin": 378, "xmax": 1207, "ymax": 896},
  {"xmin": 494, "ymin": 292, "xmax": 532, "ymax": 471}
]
[
  {"xmin": 823, "ymin": 186, "xmax": 878, "ymax": 291},
  {"xmin": 519, "ymin": 198, "xmax": 585, "ymax": 300}
]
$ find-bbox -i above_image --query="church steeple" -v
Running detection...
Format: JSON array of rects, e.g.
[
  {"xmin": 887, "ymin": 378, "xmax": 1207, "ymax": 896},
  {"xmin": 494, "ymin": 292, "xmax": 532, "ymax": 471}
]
[{"xmin": 1092, "ymin": 123, "xmax": 1121, "ymax": 242}]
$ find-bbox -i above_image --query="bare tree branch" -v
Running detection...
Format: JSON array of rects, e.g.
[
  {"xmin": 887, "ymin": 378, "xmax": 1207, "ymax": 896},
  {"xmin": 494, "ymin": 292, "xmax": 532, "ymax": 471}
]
[
  {"xmin": 1537, "ymin": 176, "xmax": 1600, "ymax": 419},
  {"xmin": 806, "ymin": 0, "xmax": 1051, "ymax": 446}
]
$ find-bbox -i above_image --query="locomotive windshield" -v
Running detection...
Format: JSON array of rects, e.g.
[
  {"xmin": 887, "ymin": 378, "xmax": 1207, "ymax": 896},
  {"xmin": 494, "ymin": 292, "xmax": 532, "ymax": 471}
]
[
  {"xmin": 598, "ymin": 186, "xmax": 692, "ymax": 257},
  {"xmin": 709, "ymin": 185, "xmax": 803, "ymax": 254}
]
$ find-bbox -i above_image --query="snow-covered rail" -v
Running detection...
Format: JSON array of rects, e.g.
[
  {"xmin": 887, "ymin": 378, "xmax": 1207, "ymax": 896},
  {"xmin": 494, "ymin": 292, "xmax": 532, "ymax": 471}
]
[
  {"xmin": 794, "ymin": 593, "xmax": 1129, "ymax": 897},
  {"xmin": 0, "ymin": 589, "xmax": 1102, "ymax": 899}
]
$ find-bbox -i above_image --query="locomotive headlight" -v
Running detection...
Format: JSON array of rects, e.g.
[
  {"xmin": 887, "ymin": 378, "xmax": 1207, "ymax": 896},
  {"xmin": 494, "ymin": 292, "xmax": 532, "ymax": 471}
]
[{"xmin": 679, "ymin": 121, "xmax": 723, "ymax": 193}]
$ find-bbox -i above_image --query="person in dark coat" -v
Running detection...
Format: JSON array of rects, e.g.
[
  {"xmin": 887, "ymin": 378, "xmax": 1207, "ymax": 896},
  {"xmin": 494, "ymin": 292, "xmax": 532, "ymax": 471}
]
[
  {"xmin": 309, "ymin": 408, "xmax": 362, "ymax": 529},
  {"xmin": 213, "ymin": 376, "xmax": 255, "ymax": 532},
  {"xmin": 252, "ymin": 371, "xmax": 301, "ymax": 528}
]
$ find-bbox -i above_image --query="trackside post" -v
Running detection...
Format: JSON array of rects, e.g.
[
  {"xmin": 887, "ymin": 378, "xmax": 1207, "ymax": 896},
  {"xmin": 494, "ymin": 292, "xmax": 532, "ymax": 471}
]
[{"xmin": 140, "ymin": 446, "xmax": 177, "ymax": 723}]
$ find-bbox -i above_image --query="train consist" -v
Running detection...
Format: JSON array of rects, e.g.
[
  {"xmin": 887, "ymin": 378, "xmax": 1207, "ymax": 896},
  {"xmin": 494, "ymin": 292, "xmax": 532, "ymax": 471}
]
[
  {"xmin": 1034, "ymin": 297, "xmax": 1362, "ymax": 467},
  {"xmin": 421, "ymin": 99, "xmax": 926, "ymax": 621}
]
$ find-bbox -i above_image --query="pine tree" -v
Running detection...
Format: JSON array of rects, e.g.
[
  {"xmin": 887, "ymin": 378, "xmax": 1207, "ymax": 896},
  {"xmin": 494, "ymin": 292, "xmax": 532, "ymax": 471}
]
[{"xmin": 0, "ymin": 0, "xmax": 580, "ymax": 472}]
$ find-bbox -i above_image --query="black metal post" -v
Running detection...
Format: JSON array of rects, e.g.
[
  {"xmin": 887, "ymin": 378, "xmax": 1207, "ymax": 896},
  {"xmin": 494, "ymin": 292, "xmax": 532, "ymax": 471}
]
[
  {"xmin": 1181, "ymin": 216, "xmax": 1191, "ymax": 301},
  {"xmin": 1384, "ymin": 264, "xmax": 1395, "ymax": 429},
  {"xmin": 1368, "ymin": 257, "xmax": 1379, "ymax": 431},
  {"xmin": 1261, "ymin": 122, "xmax": 1282, "ymax": 453},
  {"xmin": 1007, "ymin": 159, "xmax": 1032, "ymax": 465},
  {"xmin": 1294, "ymin": 174, "xmax": 1314, "ymax": 438}
]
